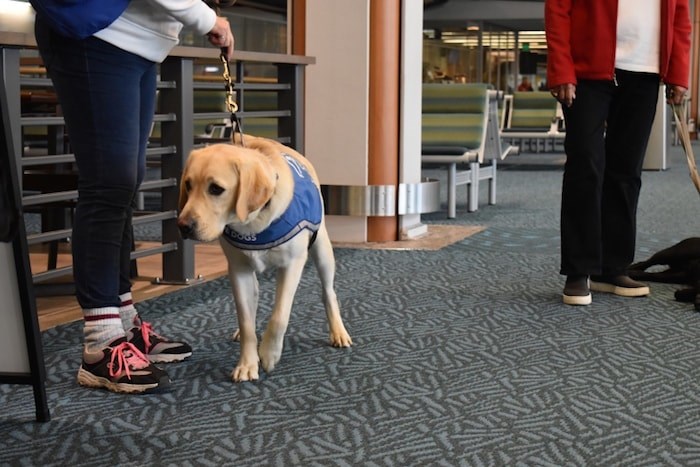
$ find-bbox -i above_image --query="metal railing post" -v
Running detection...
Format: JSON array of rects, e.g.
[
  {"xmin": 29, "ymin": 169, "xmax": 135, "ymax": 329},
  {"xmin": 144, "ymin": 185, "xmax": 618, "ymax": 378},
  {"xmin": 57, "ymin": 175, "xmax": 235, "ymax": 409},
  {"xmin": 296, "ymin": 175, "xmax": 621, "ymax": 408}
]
[
  {"xmin": 158, "ymin": 57, "xmax": 198, "ymax": 284},
  {"xmin": 278, "ymin": 63, "xmax": 305, "ymax": 152}
]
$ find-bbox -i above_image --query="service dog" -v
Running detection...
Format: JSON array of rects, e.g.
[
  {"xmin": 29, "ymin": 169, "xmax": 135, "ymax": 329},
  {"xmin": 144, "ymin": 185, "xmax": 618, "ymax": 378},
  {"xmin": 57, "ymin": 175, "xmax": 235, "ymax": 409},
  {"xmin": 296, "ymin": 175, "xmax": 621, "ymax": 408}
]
[
  {"xmin": 628, "ymin": 237, "xmax": 700, "ymax": 311},
  {"xmin": 177, "ymin": 135, "xmax": 352, "ymax": 381}
]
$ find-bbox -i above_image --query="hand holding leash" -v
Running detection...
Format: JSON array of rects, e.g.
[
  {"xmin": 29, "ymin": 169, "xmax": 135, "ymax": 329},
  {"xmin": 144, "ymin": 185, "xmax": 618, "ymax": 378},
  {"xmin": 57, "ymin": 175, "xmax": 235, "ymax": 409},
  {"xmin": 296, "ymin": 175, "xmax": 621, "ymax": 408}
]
[
  {"xmin": 207, "ymin": 16, "xmax": 234, "ymax": 61},
  {"xmin": 666, "ymin": 84, "xmax": 687, "ymax": 106}
]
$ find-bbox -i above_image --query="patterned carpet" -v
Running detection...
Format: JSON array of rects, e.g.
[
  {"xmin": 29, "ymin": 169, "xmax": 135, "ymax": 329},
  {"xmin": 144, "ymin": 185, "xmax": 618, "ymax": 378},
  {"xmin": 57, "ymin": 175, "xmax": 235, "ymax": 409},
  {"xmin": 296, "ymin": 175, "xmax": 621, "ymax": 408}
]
[{"xmin": 2, "ymin": 143, "xmax": 700, "ymax": 466}]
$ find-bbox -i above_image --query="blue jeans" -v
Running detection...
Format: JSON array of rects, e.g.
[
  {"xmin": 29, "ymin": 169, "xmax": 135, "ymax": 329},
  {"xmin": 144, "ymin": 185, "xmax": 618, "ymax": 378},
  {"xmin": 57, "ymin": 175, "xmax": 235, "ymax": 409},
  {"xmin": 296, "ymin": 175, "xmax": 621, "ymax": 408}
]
[{"xmin": 35, "ymin": 18, "xmax": 157, "ymax": 309}]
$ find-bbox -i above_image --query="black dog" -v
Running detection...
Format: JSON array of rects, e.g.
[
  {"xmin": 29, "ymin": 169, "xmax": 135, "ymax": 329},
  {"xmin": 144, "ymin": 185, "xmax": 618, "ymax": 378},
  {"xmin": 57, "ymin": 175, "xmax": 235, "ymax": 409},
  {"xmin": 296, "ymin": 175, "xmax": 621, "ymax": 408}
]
[{"xmin": 628, "ymin": 238, "xmax": 700, "ymax": 311}]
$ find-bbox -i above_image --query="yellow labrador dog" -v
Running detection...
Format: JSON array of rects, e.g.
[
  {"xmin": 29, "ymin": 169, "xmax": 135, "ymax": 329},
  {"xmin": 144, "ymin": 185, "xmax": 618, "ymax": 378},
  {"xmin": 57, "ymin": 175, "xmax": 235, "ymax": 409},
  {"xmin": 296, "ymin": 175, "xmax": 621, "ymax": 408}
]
[{"xmin": 177, "ymin": 135, "xmax": 352, "ymax": 382}]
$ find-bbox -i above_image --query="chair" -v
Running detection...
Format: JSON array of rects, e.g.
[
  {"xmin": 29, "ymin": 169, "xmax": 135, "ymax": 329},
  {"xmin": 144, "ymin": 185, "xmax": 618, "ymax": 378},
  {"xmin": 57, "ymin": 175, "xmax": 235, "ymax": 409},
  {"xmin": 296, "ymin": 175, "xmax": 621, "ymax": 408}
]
[
  {"xmin": 421, "ymin": 83, "xmax": 515, "ymax": 218},
  {"xmin": 501, "ymin": 91, "xmax": 564, "ymax": 152}
]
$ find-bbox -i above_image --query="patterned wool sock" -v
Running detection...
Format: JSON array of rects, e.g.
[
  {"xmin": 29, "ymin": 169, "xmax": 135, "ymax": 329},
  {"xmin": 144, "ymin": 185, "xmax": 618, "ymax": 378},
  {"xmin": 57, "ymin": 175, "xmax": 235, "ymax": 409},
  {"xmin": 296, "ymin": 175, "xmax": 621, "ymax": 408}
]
[
  {"xmin": 83, "ymin": 307, "xmax": 126, "ymax": 354},
  {"xmin": 119, "ymin": 292, "xmax": 141, "ymax": 331}
]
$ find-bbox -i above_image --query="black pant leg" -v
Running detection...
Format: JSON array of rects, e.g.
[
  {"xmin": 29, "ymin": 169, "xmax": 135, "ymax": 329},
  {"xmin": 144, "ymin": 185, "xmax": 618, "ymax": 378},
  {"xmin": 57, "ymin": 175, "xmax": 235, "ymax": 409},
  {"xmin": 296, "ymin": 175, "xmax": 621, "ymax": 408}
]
[
  {"xmin": 601, "ymin": 70, "xmax": 660, "ymax": 275},
  {"xmin": 560, "ymin": 80, "xmax": 614, "ymax": 275}
]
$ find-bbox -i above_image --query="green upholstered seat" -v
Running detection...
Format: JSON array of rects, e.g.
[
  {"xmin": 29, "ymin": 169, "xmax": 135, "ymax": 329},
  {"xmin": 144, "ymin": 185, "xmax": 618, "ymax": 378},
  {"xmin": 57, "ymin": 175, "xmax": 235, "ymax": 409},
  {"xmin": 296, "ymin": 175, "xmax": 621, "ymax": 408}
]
[
  {"xmin": 504, "ymin": 91, "xmax": 558, "ymax": 131},
  {"xmin": 500, "ymin": 91, "xmax": 564, "ymax": 153},
  {"xmin": 422, "ymin": 83, "xmax": 489, "ymax": 114},
  {"xmin": 421, "ymin": 83, "xmax": 498, "ymax": 217},
  {"xmin": 422, "ymin": 114, "xmax": 485, "ymax": 152},
  {"xmin": 421, "ymin": 83, "xmax": 489, "ymax": 164}
]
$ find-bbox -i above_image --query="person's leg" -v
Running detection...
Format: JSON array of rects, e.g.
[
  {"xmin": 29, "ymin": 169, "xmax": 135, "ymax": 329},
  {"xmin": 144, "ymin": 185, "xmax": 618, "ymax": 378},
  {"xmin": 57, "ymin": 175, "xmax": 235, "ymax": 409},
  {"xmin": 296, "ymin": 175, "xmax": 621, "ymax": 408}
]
[
  {"xmin": 117, "ymin": 65, "xmax": 153, "ymax": 331},
  {"xmin": 107, "ymin": 42, "xmax": 194, "ymax": 363},
  {"xmin": 560, "ymin": 79, "xmax": 614, "ymax": 275},
  {"xmin": 35, "ymin": 18, "xmax": 169, "ymax": 393},
  {"xmin": 587, "ymin": 70, "xmax": 659, "ymax": 298},
  {"xmin": 36, "ymin": 22, "xmax": 149, "ymax": 310},
  {"xmin": 559, "ymin": 79, "xmax": 615, "ymax": 305},
  {"xmin": 600, "ymin": 70, "xmax": 660, "ymax": 274}
]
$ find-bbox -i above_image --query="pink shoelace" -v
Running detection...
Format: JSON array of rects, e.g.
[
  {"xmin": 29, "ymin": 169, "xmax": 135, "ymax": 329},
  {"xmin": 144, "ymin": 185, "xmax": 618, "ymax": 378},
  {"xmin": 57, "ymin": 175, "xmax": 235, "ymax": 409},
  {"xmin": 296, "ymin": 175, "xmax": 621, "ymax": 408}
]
[
  {"xmin": 109, "ymin": 341, "xmax": 150, "ymax": 380},
  {"xmin": 138, "ymin": 321, "xmax": 164, "ymax": 351}
]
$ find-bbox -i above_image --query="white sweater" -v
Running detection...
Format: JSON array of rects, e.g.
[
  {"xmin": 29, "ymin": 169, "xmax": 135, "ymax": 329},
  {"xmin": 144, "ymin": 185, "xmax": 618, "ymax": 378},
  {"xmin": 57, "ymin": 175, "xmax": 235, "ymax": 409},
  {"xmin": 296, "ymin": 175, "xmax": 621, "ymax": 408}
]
[
  {"xmin": 93, "ymin": 0, "xmax": 217, "ymax": 63},
  {"xmin": 615, "ymin": 0, "xmax": 661, "ymax": 74}
]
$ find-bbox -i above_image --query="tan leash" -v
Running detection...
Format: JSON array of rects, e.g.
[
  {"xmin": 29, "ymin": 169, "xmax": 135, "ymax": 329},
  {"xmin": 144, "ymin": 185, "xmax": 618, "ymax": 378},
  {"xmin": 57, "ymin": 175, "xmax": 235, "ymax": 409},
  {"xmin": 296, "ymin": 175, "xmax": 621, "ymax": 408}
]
[{"xmin": 671, "ymin": 99, "xmax": 700, "ymax": 196}]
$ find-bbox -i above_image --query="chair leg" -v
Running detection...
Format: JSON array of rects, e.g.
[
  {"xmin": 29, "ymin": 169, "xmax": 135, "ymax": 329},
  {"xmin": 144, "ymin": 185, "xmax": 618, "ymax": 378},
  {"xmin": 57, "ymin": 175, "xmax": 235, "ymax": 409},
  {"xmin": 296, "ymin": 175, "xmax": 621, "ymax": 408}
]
[
  {"xmin": 489, "ymin": 159, "xmax": 497, "ymax": 205},
  {"xmin": 447, "ymin": 163, "xmax": 457, "ymax": 219},
  {"xmin": 468, "ymin": 162, "xmax": 479, "ymax": 212}
]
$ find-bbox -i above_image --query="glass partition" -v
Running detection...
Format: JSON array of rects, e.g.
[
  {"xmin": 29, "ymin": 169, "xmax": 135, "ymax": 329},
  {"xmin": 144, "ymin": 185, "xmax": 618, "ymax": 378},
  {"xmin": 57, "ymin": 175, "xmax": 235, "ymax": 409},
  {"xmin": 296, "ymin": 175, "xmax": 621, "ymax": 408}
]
[
  {"xmin": 423, "ymin": 23, "xmax": 547, "ymax": 94},
  {"xmin": 181, "ymin": 3, "xmax": 287, "ymax": 54}
]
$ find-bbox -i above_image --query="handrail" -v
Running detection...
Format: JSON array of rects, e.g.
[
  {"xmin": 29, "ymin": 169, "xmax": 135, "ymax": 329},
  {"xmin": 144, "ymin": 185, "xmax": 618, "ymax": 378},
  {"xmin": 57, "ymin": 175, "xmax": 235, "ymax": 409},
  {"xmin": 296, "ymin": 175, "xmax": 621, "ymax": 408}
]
[
  {"xmin": 171, "ymin": 45, "xmax": 315, "ymax": 66},
  {"xmin": 0, "ymin": 31, "xmax": 315, "ymax": 66}
]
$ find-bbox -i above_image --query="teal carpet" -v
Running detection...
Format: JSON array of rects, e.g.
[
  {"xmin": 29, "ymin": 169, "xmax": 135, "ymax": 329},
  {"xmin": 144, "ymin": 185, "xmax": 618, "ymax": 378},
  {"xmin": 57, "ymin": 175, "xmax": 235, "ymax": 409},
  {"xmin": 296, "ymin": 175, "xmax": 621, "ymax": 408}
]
[{"xmin": 2, "ymin": 142, "xmax": 700, "ymax": 465}]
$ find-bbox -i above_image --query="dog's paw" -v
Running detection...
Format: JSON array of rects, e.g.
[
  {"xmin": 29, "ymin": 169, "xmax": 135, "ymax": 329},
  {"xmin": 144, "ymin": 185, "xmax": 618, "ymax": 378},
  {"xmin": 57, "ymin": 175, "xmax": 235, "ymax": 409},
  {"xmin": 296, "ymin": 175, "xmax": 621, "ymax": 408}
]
[
  {"xmin": 330, "ymin": 321, "xmax": 352, "ymax": 347},
  {"xmin": 231, "ymin": 363, "xmax": 259, "ymax": 382},
  {"xmin": 675, "ymin": 288, "xmax": 697, "ymax": 303},
  {"xmin": 259, "ymin": 336, "xmax": 283, "ymax": 373},
  {"xmin": 330, "ymin": 328, "xmax": 353, "ymax": 348},
  {"xmin": 232, "ymin": 329, "xmax": 240, "ymax": 341}
]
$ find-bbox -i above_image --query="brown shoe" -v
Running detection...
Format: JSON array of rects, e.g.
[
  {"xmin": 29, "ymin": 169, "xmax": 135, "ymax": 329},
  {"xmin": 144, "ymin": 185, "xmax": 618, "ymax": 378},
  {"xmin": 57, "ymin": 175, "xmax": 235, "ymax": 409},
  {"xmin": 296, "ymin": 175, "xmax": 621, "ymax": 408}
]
[
  {"xmin": 590, "ymin": 275, "xmax": 650, "ymax": 297},
  {"xmin": 563, "ymin": 275, "xmax": 591, "ymax": 305}
]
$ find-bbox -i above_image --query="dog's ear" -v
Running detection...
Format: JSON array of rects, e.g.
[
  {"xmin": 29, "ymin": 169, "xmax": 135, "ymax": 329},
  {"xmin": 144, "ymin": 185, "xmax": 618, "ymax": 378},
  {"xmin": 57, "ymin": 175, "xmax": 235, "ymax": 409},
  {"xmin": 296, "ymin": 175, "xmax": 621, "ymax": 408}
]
[
  {"xmin": 234, "ymin": 156, "xmax": 275, "ymax": 222},
  {"xmin": 178, "ymin": 169, "xmax": 189, "ymax": 212}
]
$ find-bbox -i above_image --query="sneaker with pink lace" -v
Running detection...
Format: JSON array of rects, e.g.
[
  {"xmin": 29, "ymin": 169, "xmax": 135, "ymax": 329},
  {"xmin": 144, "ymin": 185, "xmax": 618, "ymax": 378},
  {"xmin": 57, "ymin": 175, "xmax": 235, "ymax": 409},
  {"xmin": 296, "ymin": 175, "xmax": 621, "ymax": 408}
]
[
  {"xmin": 77, "ymin": 337, "xmax": 171, "ymax": 394},
  {"xmin": 126, "ymin": 321, "xmax": 193, "ymax": 363}
]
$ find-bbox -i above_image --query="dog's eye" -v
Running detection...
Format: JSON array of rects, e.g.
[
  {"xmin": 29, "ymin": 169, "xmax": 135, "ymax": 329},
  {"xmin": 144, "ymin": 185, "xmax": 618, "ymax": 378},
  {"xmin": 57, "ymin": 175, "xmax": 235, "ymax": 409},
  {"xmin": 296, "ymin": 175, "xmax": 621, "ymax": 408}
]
[{"xmin": 208, "ymin": 183, "xmax": 225, "ymax": 196}]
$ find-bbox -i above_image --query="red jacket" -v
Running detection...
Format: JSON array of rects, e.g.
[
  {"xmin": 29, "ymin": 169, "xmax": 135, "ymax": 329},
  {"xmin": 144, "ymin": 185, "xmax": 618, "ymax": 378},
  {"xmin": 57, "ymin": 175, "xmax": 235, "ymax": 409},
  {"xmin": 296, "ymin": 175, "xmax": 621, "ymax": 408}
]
[{"xmin": 545, "ymin": 0, "xmax": 692, "ymax": 89}]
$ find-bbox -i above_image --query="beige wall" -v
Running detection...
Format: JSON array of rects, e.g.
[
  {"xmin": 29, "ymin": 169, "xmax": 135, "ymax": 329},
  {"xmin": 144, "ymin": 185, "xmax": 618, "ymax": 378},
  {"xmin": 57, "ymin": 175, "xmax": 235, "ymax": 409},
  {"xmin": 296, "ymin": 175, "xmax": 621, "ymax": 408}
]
[
  {"xmin": 304, "ymin": 0, "xmax": 425, "ymax": 242},
  {"xmin": 305, "ymin": 0, "xmax": 370, "ymax": 242}
]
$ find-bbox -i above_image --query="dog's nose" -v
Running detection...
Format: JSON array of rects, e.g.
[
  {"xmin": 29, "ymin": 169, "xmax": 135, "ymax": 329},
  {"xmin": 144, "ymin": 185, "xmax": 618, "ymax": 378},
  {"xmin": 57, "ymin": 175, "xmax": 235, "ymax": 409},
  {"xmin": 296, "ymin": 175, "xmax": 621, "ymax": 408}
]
[{"xmin": 177, "ymin": 218, "xmax": 195, "ymax": 239}]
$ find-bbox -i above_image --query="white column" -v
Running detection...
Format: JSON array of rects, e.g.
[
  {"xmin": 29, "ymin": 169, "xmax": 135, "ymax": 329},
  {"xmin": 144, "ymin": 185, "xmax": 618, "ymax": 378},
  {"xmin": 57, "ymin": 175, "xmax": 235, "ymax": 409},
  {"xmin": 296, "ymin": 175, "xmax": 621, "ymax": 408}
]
[
  {"xmin": 399, "ymin": 0, "xmax": 427, "ymax": 238},
  {"xmin": 643, "ymin": 85, "xmax": 668, "ymax": 171}
]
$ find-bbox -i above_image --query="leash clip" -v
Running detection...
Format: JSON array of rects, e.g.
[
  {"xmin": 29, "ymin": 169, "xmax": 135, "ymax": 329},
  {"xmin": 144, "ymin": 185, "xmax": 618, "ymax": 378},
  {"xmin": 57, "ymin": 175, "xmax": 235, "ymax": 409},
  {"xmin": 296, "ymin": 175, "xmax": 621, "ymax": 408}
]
[
  {"xmin": 219, "ymin": 50, "xmax": 244, "ymax": 146},
  {"xmin": 220, "ymin": 52, "xmax": 238, "ymax": 114}
]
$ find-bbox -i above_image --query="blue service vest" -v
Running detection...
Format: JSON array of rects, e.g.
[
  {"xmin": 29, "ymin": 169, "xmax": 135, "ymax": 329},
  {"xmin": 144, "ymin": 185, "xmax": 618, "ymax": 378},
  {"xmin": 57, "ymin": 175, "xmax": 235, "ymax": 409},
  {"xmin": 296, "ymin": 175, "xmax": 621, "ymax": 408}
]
[{"xmin": 222, "ymin": 154, "xmax": 322, "ymax": 250}]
